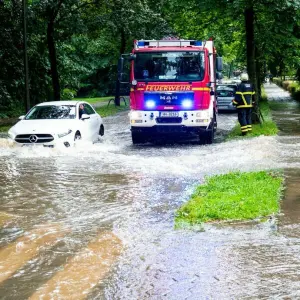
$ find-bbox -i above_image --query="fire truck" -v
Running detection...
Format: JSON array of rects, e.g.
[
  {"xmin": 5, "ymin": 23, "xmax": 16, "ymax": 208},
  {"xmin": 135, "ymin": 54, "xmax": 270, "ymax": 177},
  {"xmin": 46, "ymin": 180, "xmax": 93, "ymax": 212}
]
[{"xmin": 118, "ymin": 39, "xmax": 223, "ymax": 144}]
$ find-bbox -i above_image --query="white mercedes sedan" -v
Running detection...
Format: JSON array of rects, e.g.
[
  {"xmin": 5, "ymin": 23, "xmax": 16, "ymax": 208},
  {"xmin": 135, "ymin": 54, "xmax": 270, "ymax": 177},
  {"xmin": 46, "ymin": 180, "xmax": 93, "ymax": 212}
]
[{"xmin": 8, "ymin": 101, "xmax": 104, "ymax": 147}]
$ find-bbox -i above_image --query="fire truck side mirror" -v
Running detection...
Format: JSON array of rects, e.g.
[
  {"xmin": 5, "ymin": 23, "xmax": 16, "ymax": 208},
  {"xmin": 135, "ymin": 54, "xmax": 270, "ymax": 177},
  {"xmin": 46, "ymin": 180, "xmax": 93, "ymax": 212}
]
[
  {"xmin": 216, "ymin": 57, "xmax": 223, "ymax": 72},
  {"xmin": 216, "ymin": 72, "xmax": 223, "ymax": 80},
  {"xmin": 128, "ymin": 54, "xmax": 136, "ymax": 61}
]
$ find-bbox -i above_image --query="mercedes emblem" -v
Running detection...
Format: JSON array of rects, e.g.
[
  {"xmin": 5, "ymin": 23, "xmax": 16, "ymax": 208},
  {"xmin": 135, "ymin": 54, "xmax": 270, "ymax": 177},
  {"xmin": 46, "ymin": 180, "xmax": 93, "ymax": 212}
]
[{"xmin": 29, "ymin": 135, "xmax": 38, "ymax": 143}]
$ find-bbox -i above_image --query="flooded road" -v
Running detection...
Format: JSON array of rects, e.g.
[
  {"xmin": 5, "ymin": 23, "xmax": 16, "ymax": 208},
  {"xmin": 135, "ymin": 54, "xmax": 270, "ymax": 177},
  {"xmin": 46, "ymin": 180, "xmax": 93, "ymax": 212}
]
[{"xmin": 1, "ymin": 83, "xmax": 300, "ymax": 299}]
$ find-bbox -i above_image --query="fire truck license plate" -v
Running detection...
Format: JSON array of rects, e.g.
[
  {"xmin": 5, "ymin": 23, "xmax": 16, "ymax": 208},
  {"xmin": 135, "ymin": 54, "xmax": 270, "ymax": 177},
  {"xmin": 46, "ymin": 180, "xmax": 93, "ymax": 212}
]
[{"xmin": 160, "ymin": 112, "xmax": 179, "ymax": 117}]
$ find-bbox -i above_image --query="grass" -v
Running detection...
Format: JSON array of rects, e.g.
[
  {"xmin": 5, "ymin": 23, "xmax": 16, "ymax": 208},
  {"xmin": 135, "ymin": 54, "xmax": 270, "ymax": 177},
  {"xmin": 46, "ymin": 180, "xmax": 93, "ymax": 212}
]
[
  {"xmin": 95, "ymin": 101, "xmax": 129, "ymax": 117},
  {"xmin": 0, "ymin": 125, "xmax": 11, "ymax": 133},
  {"xmin": 175, "ymin": 170, "xmax": 284, "ymax": 227},
  {"xmin": 74, "ymin": 96, "xmax": 114, "ymax": 104},
  {"xmin": 226, "ymin": 89, "xmax": 278, "ymax": 141}
]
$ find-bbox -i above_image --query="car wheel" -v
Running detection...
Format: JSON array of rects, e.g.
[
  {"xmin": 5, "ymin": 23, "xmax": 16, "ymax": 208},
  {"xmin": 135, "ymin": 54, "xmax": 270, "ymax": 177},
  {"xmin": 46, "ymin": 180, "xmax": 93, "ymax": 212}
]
[
  {"xmin": 99, "ymin": 124, "xmax": 104, "ymax": 136},
  {"xmin": 74, "ymin": 131, "xmax": 81, "ymax": 141}
]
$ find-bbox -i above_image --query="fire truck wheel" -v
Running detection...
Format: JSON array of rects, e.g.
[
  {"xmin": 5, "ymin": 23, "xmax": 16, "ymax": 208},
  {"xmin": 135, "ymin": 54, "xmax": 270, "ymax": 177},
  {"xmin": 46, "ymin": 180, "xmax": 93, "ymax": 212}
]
[
  {"xmin": 199, "ymin": 129, "xmax": 214, "ymax": 145},
  {"xmin": 213, "ymin": 112, "xmax": 217, "ymax": 132},
  {"xmin": 205, "ymin": 129, "xmax": 214, "ymax": 144},
  {"xmin": 132, "ymin": 132, "xmax": 145, "ymax": 144}
]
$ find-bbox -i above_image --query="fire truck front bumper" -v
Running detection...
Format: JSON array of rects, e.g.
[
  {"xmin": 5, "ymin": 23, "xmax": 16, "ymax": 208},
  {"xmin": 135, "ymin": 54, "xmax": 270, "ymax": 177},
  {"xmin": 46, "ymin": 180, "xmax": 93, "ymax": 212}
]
[{"xmin": 131, "ymin": 125, "xmax": 210, "ymax": 138}]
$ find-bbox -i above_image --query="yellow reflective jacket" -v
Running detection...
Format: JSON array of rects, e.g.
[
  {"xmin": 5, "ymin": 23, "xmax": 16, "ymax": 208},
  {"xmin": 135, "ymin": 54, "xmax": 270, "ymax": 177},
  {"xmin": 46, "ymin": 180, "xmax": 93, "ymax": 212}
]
[{"xmin": 232, "ymin": 82, "xmax": 255, "ymax": 108}]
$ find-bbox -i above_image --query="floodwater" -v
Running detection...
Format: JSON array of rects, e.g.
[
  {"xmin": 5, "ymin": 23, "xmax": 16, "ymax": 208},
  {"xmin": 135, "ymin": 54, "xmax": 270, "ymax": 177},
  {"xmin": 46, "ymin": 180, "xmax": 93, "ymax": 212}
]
[{"xmin": 1, "ymin": 83, "xmax": 300, "ymax": 299}]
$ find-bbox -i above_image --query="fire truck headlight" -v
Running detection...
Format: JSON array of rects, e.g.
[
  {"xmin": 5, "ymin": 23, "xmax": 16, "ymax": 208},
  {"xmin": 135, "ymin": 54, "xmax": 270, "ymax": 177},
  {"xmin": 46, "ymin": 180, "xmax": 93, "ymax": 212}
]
[
  {"xmin": 196, "ymin": 111, "xmax": 209, "ymax": 118},
  {"xmin": 145, "ymin": 100, "xmax": 156, "ymax": 109},
  {"xmin": 182, "ymin": 99, "xmax": 193, "ymax": 109},
  {"xmin": 131, "ymin": 111, "xmax": 142, "ymax": 119}
]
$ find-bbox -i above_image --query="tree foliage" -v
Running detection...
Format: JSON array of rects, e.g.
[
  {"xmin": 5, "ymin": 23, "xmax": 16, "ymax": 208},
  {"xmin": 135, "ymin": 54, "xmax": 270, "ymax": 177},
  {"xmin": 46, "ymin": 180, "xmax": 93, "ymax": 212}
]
[{"xmin": 0, "ymin": 0, "xmax": 299, "ymax": 115}]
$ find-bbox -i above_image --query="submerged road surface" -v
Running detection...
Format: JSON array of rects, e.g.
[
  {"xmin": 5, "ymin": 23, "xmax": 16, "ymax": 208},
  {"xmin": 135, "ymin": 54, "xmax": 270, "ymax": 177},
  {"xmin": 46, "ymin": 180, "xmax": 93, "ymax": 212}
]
[{"xmin": 1, "ymin": 83, "xmax": 300, "ymax": 299}]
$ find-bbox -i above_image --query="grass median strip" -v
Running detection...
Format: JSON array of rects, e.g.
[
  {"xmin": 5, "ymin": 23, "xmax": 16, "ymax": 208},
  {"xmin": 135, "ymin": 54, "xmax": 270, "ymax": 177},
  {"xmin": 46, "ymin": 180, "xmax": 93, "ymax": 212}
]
[{"xmin": 175, "ymin": 171, "xmax": 284, "ymax": 227}]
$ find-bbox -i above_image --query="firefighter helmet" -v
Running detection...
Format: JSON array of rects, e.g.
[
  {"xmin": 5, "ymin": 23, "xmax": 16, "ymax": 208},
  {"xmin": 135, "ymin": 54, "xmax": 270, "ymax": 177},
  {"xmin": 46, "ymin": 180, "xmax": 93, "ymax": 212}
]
[{"xmin": 240, "ymin": 73, "xmax": 249, "ymax": 81}]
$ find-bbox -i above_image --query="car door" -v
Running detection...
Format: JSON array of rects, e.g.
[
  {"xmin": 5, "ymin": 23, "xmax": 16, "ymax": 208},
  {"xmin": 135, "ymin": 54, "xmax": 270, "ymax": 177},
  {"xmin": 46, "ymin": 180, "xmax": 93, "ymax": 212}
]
[
  {"xmin": 83, "ymin": 103, "xmax": 100, "ymax": 140},
  {"xmin": 78, "ymin": 103, "xmax": 92, "ymax": 140}
]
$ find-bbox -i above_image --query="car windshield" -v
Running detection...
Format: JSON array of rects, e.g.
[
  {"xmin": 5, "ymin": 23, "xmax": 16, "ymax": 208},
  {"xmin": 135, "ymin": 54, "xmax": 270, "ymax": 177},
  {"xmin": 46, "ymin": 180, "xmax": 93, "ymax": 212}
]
[
  {"xmin": 25, "ymin": 105, "xmax": 76, "ymax": 120},
  {"xmin": 217, "ymin": 87, "xmax": 236, "ymax": 97},
  {"xmin": 134, "ymin": 51, "xmax": 205, "ymax": 82}
]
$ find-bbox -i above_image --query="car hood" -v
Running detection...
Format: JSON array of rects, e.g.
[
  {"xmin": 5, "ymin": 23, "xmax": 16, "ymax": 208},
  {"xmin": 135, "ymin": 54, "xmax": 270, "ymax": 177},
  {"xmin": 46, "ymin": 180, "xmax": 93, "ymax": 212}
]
[{"xmin": 10, "ymin": 119, "xmax": 76, "ymax": 135}]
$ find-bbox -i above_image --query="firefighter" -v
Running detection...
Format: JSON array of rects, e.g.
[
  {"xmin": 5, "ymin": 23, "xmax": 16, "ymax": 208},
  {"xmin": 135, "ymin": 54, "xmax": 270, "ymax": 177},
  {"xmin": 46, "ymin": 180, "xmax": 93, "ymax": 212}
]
[{"xmin": 233, "ymin": 73, "xmax": 256, "ymax": 135}]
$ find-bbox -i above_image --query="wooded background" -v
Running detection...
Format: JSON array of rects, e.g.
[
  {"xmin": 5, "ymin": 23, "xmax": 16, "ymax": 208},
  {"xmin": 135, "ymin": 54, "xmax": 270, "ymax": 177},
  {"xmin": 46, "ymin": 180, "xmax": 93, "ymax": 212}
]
[{"xmin": 0, "ymin": 0, "xmax": 299, "ymax": 116}]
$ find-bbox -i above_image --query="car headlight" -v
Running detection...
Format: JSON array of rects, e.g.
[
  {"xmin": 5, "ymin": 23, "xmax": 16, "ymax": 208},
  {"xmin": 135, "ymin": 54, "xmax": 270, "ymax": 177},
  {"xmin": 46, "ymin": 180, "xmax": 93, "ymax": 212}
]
[
  {"xmin": 58, "ymin": 129, "xmax": 72, "ymax": 138},
  {"xmin": 8, "ymin": 130, "xmax": 15, "ymax": 140}
]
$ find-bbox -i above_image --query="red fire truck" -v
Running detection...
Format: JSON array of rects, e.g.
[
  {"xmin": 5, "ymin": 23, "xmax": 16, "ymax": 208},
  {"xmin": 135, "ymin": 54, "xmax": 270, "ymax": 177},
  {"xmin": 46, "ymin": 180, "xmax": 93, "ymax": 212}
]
[{"xmin": 118, "ymin": 39, "xmax": 223, "ymax": 144}]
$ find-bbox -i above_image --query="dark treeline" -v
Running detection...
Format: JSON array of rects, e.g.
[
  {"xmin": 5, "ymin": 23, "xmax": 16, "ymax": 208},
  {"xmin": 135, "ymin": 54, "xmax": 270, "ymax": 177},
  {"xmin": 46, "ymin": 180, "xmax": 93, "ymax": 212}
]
[{"xmin": 0, "ymin": 0, "xmax": 299, "ymax": 116}]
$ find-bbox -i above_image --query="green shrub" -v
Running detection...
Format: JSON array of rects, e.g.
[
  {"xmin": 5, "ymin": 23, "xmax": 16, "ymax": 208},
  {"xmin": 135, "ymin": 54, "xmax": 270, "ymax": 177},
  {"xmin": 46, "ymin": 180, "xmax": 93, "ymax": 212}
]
[
  {"xmin": 61, "ymin": 88, "xmax": 76, "ymax": 100},
  {"xmin": 87, "ymin": 89, "xmax": 99, "ymax": 98},
  {"xmin": 282, "ymin": 81, "xmax": 291, "ymax": 90},
  {"xmin": 273, "ymin": 78, "xmax": 282, "ymax": 87},
  {"xmin": 287, "ymin": 82, "xmax": 299, "ymax": 95},
  {"xmin": 294, "ymin": 91, "xmax": 300, "ymax": 101},
  {"xmin": 273, "ymin": 78, "xmax": 300, "ymax": 101}
]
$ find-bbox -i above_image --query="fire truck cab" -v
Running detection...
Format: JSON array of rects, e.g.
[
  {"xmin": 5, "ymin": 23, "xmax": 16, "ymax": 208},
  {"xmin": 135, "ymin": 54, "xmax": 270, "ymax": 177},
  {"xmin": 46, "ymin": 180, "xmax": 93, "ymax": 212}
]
[{"xmin": 119, "ymin": 39, "xmax": 223, "ymax": 144}]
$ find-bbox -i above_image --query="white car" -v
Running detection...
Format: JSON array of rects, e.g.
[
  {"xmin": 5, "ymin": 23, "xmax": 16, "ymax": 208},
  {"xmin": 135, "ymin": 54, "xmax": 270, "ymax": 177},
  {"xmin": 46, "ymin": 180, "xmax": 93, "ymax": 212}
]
[{"xmin": 8, "ymin": 101, "xmax": 104, "ymax": 147}]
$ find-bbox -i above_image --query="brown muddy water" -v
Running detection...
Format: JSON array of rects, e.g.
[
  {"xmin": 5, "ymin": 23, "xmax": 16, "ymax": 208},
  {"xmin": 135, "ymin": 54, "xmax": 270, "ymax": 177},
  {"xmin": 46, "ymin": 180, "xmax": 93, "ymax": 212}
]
[{"xmin": 1, "ymin": 84, "xmax": 300, "ymax": 299}]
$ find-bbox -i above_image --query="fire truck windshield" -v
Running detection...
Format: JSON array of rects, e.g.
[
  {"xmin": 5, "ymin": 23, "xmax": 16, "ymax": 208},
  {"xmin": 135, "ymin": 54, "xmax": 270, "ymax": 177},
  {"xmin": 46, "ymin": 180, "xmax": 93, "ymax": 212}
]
[{"xmin": 134, "ymin": 51, "xmax": 205, "ymax": 82}]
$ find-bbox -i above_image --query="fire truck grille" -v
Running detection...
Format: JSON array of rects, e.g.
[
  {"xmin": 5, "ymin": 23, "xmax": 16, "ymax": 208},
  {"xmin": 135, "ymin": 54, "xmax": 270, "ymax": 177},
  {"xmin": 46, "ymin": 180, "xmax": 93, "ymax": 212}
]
[
  {"xmin": 145, "ymin": 92, "xmax": 194, "ymax": 106},
  {"xmin": 156, "ymin": 117, "xmax": 182, "ymax": 124}
]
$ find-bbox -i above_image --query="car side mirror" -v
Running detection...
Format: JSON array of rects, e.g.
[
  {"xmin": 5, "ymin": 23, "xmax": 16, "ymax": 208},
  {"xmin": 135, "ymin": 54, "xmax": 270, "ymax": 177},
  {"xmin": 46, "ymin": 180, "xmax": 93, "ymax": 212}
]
[
  {"xmin": 19, "ymin": 115, "xmax": 25, "ymax": 120},
  {"xmin": 81, "ymin": 114, "xmax": 90, "ymax": 120}
]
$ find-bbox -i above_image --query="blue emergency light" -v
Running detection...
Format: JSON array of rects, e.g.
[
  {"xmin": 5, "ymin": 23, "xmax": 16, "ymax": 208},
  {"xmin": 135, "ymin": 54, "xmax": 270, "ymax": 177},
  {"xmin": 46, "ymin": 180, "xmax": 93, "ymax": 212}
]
[{"xmin": 194, "ymin": 41, "xmax": 202, "ymax": 46}]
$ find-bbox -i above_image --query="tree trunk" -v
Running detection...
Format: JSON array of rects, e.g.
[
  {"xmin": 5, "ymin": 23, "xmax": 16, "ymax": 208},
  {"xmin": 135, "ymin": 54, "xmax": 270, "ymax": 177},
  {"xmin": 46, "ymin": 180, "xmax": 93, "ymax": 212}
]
[
  {"xmin": 120, "ymin": 29, "xmax": 126, "ymax": 55},
  {"xmin": 47, "ymin": 20, "xmax": 60, "ymax": 100},
  {"xmin": 229, "ymin": 61, "xmax": 234, "ymax": 78},
  {"xmin": 23, "ymin": 0, "xmax": 30, "ymax": 111},
  {"xmin": 245, "ymin": 4, "xmax": 260, "ymax": 123},
  {"xmin": 114, "ymin": 79, "xmax": 121, "ymax": 106},
  {"xmin": 115, "ymin": 29, "xmax": 127, "ymax": 106},
  {"xmin": 244, "ymin": 5, "xmax": 258, "ymax": 97},
  {"xmin": 255, "ymin": 47, "xmax": 262, "ymax": 99}
]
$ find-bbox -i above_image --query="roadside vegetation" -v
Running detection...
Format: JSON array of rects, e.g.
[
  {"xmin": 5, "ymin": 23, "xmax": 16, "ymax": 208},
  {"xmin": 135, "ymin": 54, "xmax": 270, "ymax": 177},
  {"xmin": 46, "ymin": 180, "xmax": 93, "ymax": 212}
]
[
  {"xmin": 95, "ymin": 101, "xmax": 129, "ymax": 118},
  {"xmin": 74, "ymin": 96, "xmax": 115, "ymax": 105},
  {"xmin": 1, "ymin": 0, "xmax": 299, "ymax": 118},
  {"xmin": 175, "ymin": 171, "xmax": 284, "ymax": 227},
  {"xmin": 226, "ymin": 88, "xmax": 278, "ymax": 141},
  {"xmin": 0, "ymin": 125, "xmax": 11, "ymax": 133},
  {"xmin": 272, "ymin": 78, "xmax": 300, "ymax": 101}
]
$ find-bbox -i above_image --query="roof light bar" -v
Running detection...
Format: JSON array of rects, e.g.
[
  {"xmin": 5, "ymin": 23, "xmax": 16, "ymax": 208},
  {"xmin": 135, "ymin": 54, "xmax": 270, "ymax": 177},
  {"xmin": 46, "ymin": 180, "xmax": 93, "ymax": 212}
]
[{"xmin": 134, "ymin": 40, "xmax": 203, "ymax": 49}]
